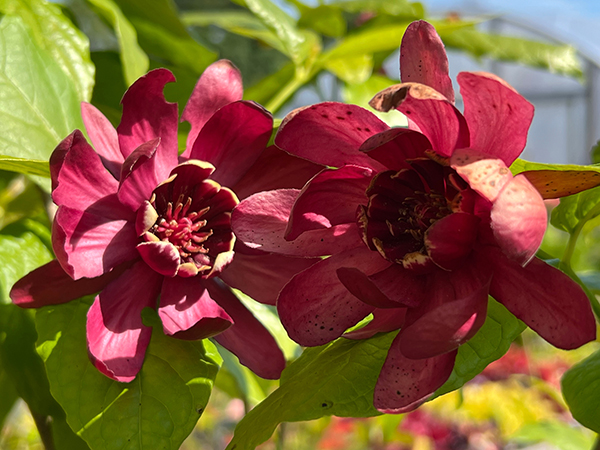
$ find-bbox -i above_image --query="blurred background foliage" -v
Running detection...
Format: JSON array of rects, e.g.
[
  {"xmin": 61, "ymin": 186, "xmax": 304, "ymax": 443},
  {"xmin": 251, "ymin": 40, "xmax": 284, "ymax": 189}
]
[{"xmin": 0, "ymin": 0, "xmax": 599, "ymax": 448}]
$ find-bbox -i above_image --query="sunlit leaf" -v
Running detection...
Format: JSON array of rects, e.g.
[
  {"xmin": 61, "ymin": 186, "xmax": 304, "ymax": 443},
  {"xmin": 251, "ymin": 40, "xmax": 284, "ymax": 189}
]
[
  {"xmin": 562, "ymin": 349, "xmax": 600, "ymax": 433},
  {"xmin": 0, "ymin": 155, "xmax": 49, "ymax": 177},
  {"xmin": 244, "ymin": 62, "xmax": 295, "ymax": 106},
  {"xmin": 325, "ymin": 53, "xmax": 373, "ymax": 84},
  {"xmin": 329, "ymin": 0, "xmax": 424, "ymax": 18},
  {"xmin": 511, "ymin": 420, "xmax": 594, "ymax": 450},
  {"xmin": 86, "ymin": 0, "xmax": 149, "ymax": 85},
  {"xmin": 0, "ymin": 0, "xmax": 94, "ymax": 101},
  {"xmin": 296, "ymin": 4, "xmax": 346, "ymax": 38},
  {"xmin": 0, "ymin": 16, "xmax": 84, "ymax": 192},
  {"xmin": 36, "ymin": 299, "xmax": 222, "ymax": 450},
  {"xmin": 550, "ymin": 186, "xmax": 600, "ymax": 234}
]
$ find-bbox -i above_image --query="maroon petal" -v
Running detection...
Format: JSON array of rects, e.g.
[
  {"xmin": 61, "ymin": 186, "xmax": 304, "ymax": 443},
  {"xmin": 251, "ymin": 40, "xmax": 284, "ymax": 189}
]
[
  {"xmin": 207, "ymin": 279, "xmax": 286, "ymax": 379},
  {"xmin": 275, "ymin": 102, "xmax": 388, "ymax": 170},
  {"xmin": 277, "ymin": 246, "xmax": 390, "ymax": 346},
  {"xmin": 86, "ymin": 261, "xmax": 163, "ymax": 382},
  {"xmin": 344, "ymin": 307, "xmax": 407, "ymax": 340},
  {"xmin": 53, "ymin": 206, "xmax": 138, "ymax": 279},
  {"xmin": 10, "ymin": 260, "xmax": 126, "ymax": 308},
  {"xmin": 232, "ymin": 146, "xmax": 323, "ymax": 201},
  {"xmin": 117, "ymin": 68, "xmax": 178, "ymax": 180},
  {"xmin": 400, "ymin": 21, "xmax": 454, "ymax": 103},
  {"xmin": 485, "ymin": 247, "xmax": 596, "ymax": 349},
  {"xmin": 219, "ymin": 252, "xmax": 318, "ymax": 305},
  {"xmin": 369, "ymin": 264, "xmax": 427, "ymax": 307},
  {"xmin": 458, "ymin": 72, "xmax": 534, "ymax": 166},
  {"xmin": 188, "ymin": 100, "xmax": 273, "ymax": 187},
  {"xmin": 491, "ymin": 174, "xmax": 547, "ymax": 266},
  {"xmin": 374, "ymin": 339, "xmax": 457, "ymax": 414},
  {"xmin": 425, "ymin": 212, "xmax": 480, "ymax": 270},
  {"xmin": 181, "ymin": 60, "xmax": 243, "ymax": 157},
  {"xmin": 337, "ymin": 267, "xmax": 400, "ymax": 309},
  {"xmin": 399, "ymin": 262, "xmax": 491, "ymax": 359},
  {"xmin": 232, "ymin": 189, "xmax": 363, "ymax": 257},
  {"xmin": 118, "ymin": 138, "xmax": 161, "ymax": 211},
  {"xmin": 81, "ymin": 102, "xmax": 123, "ymax": 179},
  {"xmin": 285, "ymin": 165, "xmax": 373, "ymax": 240},
  {"xmin": 158, "ymin": 277, "xmax": 232, "ymax": 339},
  {"xmin": 369, "ymin": 84, "xmax": 469, "ymax": 158},
  {"xmin": 137, "ymin": 241, "xmax": 180, "ymax": 277},
  {"xmin": 360, "ymin": 128, "xmax": 430, "ymax": 171}
]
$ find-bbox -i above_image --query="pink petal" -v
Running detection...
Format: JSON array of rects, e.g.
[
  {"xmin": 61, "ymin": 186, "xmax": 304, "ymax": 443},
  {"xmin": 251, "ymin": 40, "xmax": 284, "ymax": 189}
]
[
  {"xmin": 207, "ymin": 279, "xmax": 286, "ymax": 379},
  {"xmin": 369, "ymin": 83, "xmax": 469, "ymax": 158},
  {"xmin": 277, "ymin": 246, "xmax": 390, "ymax": 346},
  {"xmin": 10, "ymin": 260, "xmax": 127, "ymax": 308},
  {"xmin": 458, "ymin": 71, "xmax": 534, "ymax": 166},
  {"xmin": 181, "ymin": 60, "xmax": 243, "ymax": 157},
  {"xmin": 218, "ymin": 252, "xmax": 318, "ymax": 305},
  {"xmin": 232, "ymin": 189, "xmax": 364, "ymax": 257},
  {"xmin": 135, "ymin": 201, "xmax": 158, "ymax": 236},
  {"xmin": 137, "ymin": 241, "xmax": 180, "ymax": 277},
  {"xmin": 285, "ymin": 165, "xmax": 373, "ymax": 240},
  {"xmin": 485, "ymin": 247, "xmax": 596, "ymax": 349},
  {"xmin": 158, "ymin": 277, "xmax": 232, "ymax": 339},
  {"xmin": 374, "ymin": 340, "xmax": 457, "ymax": 413},
  {"xmin": 117, "ymin": 68, "xmax": 178, "ymax": 180},
  {"xmin": 275, "ymin": 102, "xmax": 388, "ymax": 170},
  {"xmin": 424, "ymin": 212, "xmax": 480, "ymax": 270},
  {"xmin": 491, "ymin": 174, "xmax": 547, "ymax": 266},
  {"xmin": 369, "ymin": 264, "xmax": 427, "ymax": 307},
  {"xmin": 118, "ymin": 138, "xmax": 161, "ymax": 211},
  {"xmin": 231, "ymin": 146, "xmax": 323, "ymax": 201},
  {"xmin": 81, "ymin": 102, "xmax": 123, "ymax": 179},
  {"xmin": 400, "ymin": 20, "xmax": 454, "ymax": 103},
  {"xmin": 399, "ymin": 263, "xmax": 491, "ymax": 359},
  {"xmin": 53, "ymin": 206, "xmax": 138, "ymax": 279},
  {"xmin": 359, "ymin": 128, "xmax": 430, "ymax": 171},
  {"xmin": 188, "ymin": 100, "xmax": 273, "ymax": 187},
  {"xmin": 86, "ymin": 261, "xmax": 163, "ymax": 382},
  {"xmin": 344, "ymin": 307, "xmax": 407, "ymax": 340},
  {"xmin": 336, "ymin": 267, "xmax": 400, "ymax": 309}
]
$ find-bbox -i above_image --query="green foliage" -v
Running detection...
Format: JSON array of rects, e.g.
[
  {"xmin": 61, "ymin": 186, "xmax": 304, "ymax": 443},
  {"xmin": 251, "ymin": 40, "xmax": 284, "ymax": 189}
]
[
  {"xmin": 511, "ymin": 420, "xmax": 595, "ymax": 450},
  {"xmin": 36, "ymin": 299, "xmax": 222, "ymax": 450},
  {"xmin": 562, "ymin": 350, "xmax": 600, "ymax": 433},
  {"xmin": 510, "ymin": 158, "xmax": 600, "ymax": 176},
  {"xmin": 0, "ymin": 156, "xmax": 49, "ymax": 178},
  {"xmin": 551, "ymin": 186, "xmax": 600, "ymax": 234}
]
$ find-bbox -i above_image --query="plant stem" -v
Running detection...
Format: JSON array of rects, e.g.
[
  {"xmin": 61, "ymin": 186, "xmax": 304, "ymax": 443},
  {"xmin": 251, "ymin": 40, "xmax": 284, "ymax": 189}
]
[
  {"xmin": 276, "ymin": 423, "xmax": 286, "ymax": 450},
  {"xmin": 562, "ymin": 201, "xmax": 600, "ymax": 267},
  {"xmin": 30, "ymin": 411, "xmax": 55, "ymax": 450},
  {"xmin": 264, "ymin": 73, "xmax": 307, "ymax": 115}
]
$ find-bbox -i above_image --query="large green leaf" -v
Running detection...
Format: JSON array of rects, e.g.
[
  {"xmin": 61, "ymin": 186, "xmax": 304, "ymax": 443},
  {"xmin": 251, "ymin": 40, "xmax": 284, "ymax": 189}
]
[
  {"xmin": 510, "ymin": 420, "xmax": 594, "ymax": 450},
  {"xmin": 562, "ymin": 349, "xmax": 600, "ymax": 433},
  {"xmin": 86, "ymin": 0, "xmax": 149, "ymax": 85},
  {"xmin": 328, "ymin": 0, "xmax": 424, "ymax": 18},
  {"xmin": 0, "ymin": 16, "xmax": 84, "ymax": 192},
  {"xmin": 551, "ymin": 186, "xmax": 600, "ymax": 234},
  {"xmin": 0, "ymin": 0, "xmax": 95, "ymax": 101},
  {"xmin": 510, "ymin": 159, "xmax": 600, "ymax": 175},
  {"xmin": 0, "ymin": 365, "xmax": 19, "ymax": 430},
  {"xmin": 0, "ymin": 155, "xmax": 49, "ymax": 177},
  {"xmin": 36, "ymin": 299, "xmax": 222, "ymax": 450}
]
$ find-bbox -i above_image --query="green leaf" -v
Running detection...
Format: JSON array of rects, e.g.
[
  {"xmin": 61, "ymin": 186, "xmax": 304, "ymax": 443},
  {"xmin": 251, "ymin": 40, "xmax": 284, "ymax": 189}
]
[
  {"xmin": 562, "ymin": 349, "xmax": 600, "ymax": 433},
  {"xmin": 510, "ymin": 420, "xmax": 594, "ymax": 450},
  {"xmin": 0, "ymin": 364, "xmax": 19, "ymax": 430},
  {"xmin": 296, "ymin": 4, "xmax": 346, "ymax": 38},
  {"xmin": 328, "ymin": 0, "xmax": 424, "ymax": 18},
  {"xmin": 86, "ymin": 0, "xmax": 149, "ymax": 85},
  {"xmin": 433, "ymin": 297, "xmax": 526, "ymax": 398},
  {"xmin": 325, "ymin": 53, "xmax": 373, "ymax": 84},
  {"xmin": 244, "ymin": 62, "xmax": 295, "ymax": 106},
  {"xmin": 215, "ymin": 347, "xmax": 269, "ymax": 407},
  {"xmin": 0, "ymin": 15, "xmax": 84, "ymax": 192},
  {"xmin": 510, "ymin": 158, "xmax": 600, "ymax": 176},
  {"xmin": 0, "ymin": 155, "xmax": 49, "ymax": 177},
  {"xmin": 440, "ymin": 27, "xmax": 583, "ymax": 79},
  {"xmin": 0, "ymin": 0, "xmax": 95, "ymax": 101},
  {"xmin": 226, "ymin": 332, "xmax": 395, "ymax": 450},
  {"xmin": 36, "ymin": 299, "xmax": 222, "ymax": 450},
  {"xmin": 551, "ymin": 186, "xmax": 600, "ymax": 234},
  {"xmin": 591, "ymin": 140, "xmax": 600, "ymax": 164}
]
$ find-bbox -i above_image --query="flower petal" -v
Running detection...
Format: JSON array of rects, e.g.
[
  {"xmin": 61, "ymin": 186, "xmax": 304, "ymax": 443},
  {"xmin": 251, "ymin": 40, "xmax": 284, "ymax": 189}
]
[
  {"xmin": 458, "ymin": 71, "xmax": 534, "ymax": 166},
  {"xmin": 344, "ymin": 308, "xmax": 407, "ymax": 340},
  {"xmin": 399, "ymin": 263, "xmax": 491, "ymax": 359},
  {"xmin": 118, "ymin": 138, "xmax": 161, "ymax": 211},
  {"xmin": 207, "ymin": 279, "xmax": 286, "ymax": 379},
  {"xmin": 86, "ymin": 261, "xmax": 162, "ymax": 382},
  {"xmin": 275, "ymin": 102, "xmax": 388, "ymax": 170},
  {"xmin": 53, "ymin": 205, "xmax": 138, "ymax": 279},
  {"xmin": 219, "ymin": 252, "xmax": 318, "ymax": 305},
  {"xmin": 369, "ymin": 83, "xmax": 469, "ymax": 158},
  {"xmin": 117, "ymin": 68, "xmax": 178, "ymax": 179},
  {"xmin": 188, "ymin": 100, "xmax": 273, "ymax": 187},
  {"xmin": 81, "ymin": 102, "xmax": 123, "ymax": 179},
  {"xmin": 485, "ymin": 247, "xmax": 596, "ymax": 349},
  {"xmin": 277, "ymin": 246, "xmax": 390, "ymax": 346},
  {"xmin": 158, "ymin": 276, "xmax": 232, "ymax": 339},
  {"xmin": 232, "ymin": 146, "xmax": 323, "ymax": 201},
  {"xmin": 137, "ymin": 241, "xmax": 180, "ymax": 277},
  {"xmin": 359, "ymin": 128, "xmax": 430, "ymax": 171},
  {"xmin": 181, "ymin": 59, "xmax": 243, "ymax": 157},
  {"xmin": 400, "ymin": 20, "xmax": 454, "ymax": 103},
  {"xmin": 10, "ymin": 260, "xmax": 126, "ymax": 308},
  {"xmin": 336, "ymin": 267, "xmax": 400, "ymax": 309},
  {"xmin": 369, "ymin": 264, "xmax": 427, "ymax": 307},
  {"xmin": 491, "ymin": 174, "xmax": 547, "ymax": 266},
  {"xmin": 285, "ymin": 165, "xmax": 373, "ymax": 240},
  {"xmin": 374, "ymin": 339, "xmax": 457, "ymax": 414},
  {"xmin": 232, "ymin": 189, "xmax": 363, "ymax": 257},
  {"xmin": 424, "ymin": 212, "xmax": 480, "ymax": 270}
]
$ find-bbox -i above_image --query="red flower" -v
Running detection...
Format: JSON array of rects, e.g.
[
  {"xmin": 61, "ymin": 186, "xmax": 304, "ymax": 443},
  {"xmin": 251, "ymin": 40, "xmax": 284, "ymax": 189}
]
[
  {"xmin": 11, "ymin": 61, "xmax": 321, "ymax": 382},
  {"xmin": 232, "ymin": 22, "xmax": 596, "ymax": 412}
]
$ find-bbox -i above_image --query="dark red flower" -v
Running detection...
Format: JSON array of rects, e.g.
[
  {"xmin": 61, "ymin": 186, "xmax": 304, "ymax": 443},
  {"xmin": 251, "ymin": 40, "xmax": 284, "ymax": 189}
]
[{"xmin": 232, "ymin": 22, "xmax": 596, "ymax": 412}]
